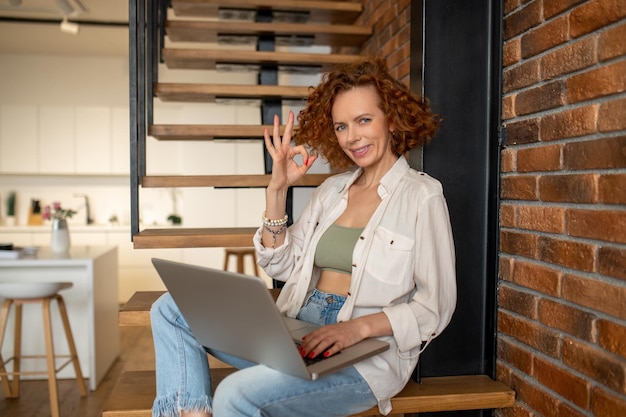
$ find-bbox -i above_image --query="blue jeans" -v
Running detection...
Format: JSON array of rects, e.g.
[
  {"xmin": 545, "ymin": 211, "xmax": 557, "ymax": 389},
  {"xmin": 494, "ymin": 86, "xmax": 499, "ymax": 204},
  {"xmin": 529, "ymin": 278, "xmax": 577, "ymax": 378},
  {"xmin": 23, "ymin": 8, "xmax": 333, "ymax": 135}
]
[{"xmin": 150, "ymin": 289, "xmax": 377, "ymax": 417}]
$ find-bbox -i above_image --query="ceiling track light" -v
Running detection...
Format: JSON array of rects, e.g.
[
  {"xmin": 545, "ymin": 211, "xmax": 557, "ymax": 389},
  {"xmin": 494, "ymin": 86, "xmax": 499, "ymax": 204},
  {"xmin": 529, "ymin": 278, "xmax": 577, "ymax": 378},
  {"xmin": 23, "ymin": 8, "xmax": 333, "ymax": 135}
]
[{"xmin": 60, "ymin": 16, "xmax": 79, "ymax": 35}]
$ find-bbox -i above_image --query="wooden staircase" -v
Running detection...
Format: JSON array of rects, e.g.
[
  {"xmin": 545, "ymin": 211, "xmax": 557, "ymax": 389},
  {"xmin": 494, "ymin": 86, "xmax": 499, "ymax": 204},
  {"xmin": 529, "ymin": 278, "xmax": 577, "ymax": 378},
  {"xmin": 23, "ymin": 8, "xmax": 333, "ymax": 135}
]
[
  {"xmin": 130, "ymin": 0, "xmax": 367, "ymax": 249},
  {"xmin": 109, "ymin": 1, "xmax": 516, "ymax": 416}
]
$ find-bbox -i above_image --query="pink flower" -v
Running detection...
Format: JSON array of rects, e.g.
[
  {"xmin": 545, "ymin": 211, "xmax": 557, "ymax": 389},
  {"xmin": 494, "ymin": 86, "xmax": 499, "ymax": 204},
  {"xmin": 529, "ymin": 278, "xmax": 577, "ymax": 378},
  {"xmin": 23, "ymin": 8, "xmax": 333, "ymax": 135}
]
[{"xmin": 43, "ymin": 202, "xmax": 77, "ymax": 221}]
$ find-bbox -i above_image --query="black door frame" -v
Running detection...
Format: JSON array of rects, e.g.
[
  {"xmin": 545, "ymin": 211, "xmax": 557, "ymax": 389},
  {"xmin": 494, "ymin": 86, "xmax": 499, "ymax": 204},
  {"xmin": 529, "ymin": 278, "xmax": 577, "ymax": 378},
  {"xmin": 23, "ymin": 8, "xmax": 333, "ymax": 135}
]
[{"xmin": 410, "ymin": 1, "xmax": 503, "ymax": 415}]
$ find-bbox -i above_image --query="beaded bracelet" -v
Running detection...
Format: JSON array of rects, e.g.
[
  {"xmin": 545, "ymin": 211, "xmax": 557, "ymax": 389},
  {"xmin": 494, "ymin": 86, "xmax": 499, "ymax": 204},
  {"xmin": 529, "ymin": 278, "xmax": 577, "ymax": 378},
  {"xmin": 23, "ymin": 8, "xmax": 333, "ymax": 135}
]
[
  {"xmin": 262, "ymin": 211, "xmax": 288, "ymax": 227},
  {"xmin": 263, "ymin": 223, "xmax": 287, "ymax": 248}
]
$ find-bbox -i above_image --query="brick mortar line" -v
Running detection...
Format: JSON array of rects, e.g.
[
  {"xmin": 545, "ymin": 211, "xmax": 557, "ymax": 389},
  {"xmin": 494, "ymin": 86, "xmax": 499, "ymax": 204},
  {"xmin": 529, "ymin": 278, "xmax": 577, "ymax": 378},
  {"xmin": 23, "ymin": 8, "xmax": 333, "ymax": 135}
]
[
  {"xmin": 501, "ymin": 91, "xmax": 626, "ymax": 126},
  {"xmin": 499, "ymin": 167, "xmax": 626, "ymax": 177},
  {"xmin": 497, "ymin": 199, "xmax": 626, "ymax": 213},
  {"xmin": 498, "ymin": 279, "xmax": 626, "ymax": 326},
  {"xmin": 502, "ymin": 31, "xmax": 601, "ymax": 71},
  {"xmin": 498, "ymin": 128, "xmax": 626, "ymax": 150},
  {"xmin": 510, "ymin": 84, "xmax": 626, "ymax": 104},
  {"xmin": 504, "ymin": 201, "xmax": 626, "ymax": 211},
  {"xmin": 499, "ymin": 223, "xmax": 626, "ymax": 247},
  {"xmin": 502, "ymin": 51, "xmax": 626, "ymax": 95},
  {"xmin": 502, "ymin": 99, "xmax": 626, "ymax": 133},
  {"xmin": 498, "ymin": 246, "xmax": 626, "ymax": 286},
  {"xmin": 503, "ymin": 13, "xmax": 626, "ymax": 48}
]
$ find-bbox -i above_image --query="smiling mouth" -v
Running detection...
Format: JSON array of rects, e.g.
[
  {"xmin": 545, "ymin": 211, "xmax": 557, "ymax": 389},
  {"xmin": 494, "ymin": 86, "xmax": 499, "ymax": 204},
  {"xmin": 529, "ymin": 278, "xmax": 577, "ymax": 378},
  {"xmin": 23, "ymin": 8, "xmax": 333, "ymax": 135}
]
[{"xmin": 351, "ymin": 145, "xmax": 370, "ymax": 156}]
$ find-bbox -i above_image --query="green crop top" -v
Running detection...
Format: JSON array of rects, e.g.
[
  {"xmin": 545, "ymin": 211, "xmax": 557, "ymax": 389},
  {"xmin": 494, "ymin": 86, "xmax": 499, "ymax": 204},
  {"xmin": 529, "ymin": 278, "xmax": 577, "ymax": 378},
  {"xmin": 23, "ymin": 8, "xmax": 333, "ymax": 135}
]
[{"xmin": 314, "ymin": 224, "xmax": 364, "ymax": 275}]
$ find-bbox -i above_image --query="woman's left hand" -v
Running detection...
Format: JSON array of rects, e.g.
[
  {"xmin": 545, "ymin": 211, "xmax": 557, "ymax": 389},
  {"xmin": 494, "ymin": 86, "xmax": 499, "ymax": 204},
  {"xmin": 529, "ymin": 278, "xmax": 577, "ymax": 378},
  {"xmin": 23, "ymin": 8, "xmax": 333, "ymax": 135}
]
[
  {"xmin": 299, "ymin": 320, "xmax": 366, "ymax": 359},
  {"xmin": 299, "ymin": 312, "xmax": 393, "ymax": 359}
]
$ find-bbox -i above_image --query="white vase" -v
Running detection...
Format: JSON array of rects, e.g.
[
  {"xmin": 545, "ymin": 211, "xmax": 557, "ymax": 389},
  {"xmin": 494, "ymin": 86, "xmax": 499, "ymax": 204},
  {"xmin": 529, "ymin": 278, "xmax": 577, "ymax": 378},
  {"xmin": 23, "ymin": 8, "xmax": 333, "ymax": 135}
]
[{"xmin": 51, "ymin": 219, "xmax": 71, "ymax": 253}]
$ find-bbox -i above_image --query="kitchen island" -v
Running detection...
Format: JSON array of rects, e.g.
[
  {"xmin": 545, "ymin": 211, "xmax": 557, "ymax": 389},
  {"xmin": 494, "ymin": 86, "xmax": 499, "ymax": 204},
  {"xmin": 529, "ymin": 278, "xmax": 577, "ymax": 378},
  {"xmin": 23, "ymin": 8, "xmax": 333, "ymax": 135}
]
[{"xmin": 0, "ymin": 245, "xmax": 120, "ymax": 390}]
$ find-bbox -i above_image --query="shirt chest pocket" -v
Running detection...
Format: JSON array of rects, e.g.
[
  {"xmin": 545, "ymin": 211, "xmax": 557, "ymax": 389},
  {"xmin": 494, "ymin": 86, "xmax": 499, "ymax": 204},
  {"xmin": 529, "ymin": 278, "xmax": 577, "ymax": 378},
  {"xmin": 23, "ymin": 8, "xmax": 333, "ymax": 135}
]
[{"xmin": 364, "ymin": 227, "xmax": 414, "ymax": 284}]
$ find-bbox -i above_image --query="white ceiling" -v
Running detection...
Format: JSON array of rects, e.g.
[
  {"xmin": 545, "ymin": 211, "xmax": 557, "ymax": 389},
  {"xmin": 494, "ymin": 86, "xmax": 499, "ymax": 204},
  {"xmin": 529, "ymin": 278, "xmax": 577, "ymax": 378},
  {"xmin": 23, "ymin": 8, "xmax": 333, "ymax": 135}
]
[{"xmin": 0, "ymin": 0, "xmax": 129, "ymax": 56}]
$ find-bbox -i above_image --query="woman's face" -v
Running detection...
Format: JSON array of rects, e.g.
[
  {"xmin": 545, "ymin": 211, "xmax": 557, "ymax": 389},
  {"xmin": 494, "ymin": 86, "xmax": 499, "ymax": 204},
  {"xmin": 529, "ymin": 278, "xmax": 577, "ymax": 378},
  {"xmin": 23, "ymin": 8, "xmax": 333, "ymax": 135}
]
[{"xmin": 331, "ymin": 86, "xmax": 397, "ymax": 172}]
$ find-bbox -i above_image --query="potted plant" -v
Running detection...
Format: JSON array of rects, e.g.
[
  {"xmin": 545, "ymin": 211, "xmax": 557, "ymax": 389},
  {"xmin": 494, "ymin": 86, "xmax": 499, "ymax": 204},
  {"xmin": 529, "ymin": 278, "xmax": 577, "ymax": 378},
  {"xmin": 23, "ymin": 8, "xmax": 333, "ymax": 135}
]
[
  {"xmin": 167, "ymin": 189, "xmax": 182, "ymax": 226},
  {"xmin": 5, "ymin": 191, "xmax": 16, "ymax": 226},
  {"xmin": 167, "ymin": 214, "xmax": 182, "ymax": 225}
]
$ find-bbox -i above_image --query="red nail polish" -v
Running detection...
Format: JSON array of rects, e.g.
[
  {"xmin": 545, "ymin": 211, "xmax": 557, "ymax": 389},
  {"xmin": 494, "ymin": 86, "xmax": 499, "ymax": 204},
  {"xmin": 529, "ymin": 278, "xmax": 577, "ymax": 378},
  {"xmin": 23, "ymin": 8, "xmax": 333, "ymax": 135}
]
[
  {"xmin": 323, "ymin": 351, "xmax": 330, "ymax": 358},
  {"xmin": 308, "ymin": 352, "xmax": 315, "ymax": 359}
]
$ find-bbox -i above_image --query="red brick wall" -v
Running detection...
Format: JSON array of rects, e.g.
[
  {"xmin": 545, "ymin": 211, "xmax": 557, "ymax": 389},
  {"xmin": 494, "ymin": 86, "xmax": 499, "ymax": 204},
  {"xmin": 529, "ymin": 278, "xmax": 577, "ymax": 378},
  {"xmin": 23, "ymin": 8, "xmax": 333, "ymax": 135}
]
[
  {"xmin": 497, "ymin": 1, "xmax": 626, "ymax": 417},
  {"xmin": 354, "ymin": 0, "xmax": 412, "ymax": 83}
]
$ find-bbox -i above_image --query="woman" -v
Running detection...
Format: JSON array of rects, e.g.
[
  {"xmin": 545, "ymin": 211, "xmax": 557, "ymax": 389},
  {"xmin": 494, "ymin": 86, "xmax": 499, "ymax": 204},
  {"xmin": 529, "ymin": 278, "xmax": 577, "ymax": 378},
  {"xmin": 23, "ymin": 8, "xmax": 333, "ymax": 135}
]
[{"xmin": 151, "ymin": 57, "xmax": 457, "ymax": 417}]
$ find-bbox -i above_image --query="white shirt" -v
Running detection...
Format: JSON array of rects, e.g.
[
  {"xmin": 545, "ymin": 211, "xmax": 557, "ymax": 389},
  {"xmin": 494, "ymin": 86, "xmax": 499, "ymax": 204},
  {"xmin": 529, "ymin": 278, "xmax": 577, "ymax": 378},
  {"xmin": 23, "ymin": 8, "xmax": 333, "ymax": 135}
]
[{"xmin": 253, "ymin": 156, "xmax": 457, "ymax": 415}]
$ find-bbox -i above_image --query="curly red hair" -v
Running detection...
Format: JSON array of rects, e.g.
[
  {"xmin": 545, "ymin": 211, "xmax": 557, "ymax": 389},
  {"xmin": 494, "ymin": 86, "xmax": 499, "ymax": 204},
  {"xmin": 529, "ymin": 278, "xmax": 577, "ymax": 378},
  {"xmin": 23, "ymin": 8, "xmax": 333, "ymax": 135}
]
[{"xmin": 294, "ymin": 56, "xmax": 441, "ymax": 170}]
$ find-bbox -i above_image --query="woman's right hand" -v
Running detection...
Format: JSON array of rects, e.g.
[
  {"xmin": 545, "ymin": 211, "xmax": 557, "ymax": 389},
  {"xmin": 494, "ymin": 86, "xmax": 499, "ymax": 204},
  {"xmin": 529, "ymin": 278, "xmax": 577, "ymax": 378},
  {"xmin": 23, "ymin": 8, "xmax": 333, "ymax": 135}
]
[{"xmin": 264, "ymin": 111, "xmax": 317, "ymax": 191}]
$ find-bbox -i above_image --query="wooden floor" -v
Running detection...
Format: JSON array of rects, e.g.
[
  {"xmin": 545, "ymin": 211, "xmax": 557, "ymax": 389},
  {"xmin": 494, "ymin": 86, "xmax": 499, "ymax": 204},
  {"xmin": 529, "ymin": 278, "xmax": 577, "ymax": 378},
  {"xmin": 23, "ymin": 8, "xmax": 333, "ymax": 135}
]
[{"xmin": 0, "ymin": 326, "xmax": 156, "ymax": 417}]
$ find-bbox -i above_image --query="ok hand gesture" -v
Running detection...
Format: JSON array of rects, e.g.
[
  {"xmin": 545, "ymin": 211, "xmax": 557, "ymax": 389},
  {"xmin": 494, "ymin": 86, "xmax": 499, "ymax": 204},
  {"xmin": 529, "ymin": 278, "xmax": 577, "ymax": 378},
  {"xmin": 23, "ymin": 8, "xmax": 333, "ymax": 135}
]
[{"xmin": 264, "ymin": 111, "xmax": 317, "ymax": 191}]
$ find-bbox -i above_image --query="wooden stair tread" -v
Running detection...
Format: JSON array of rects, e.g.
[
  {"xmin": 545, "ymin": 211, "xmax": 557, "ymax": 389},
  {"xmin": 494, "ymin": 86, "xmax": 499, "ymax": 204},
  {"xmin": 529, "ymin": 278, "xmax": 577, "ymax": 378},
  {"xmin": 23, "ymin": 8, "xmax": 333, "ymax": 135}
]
[
  {"xmin": 119, "ymin": 291, "xmax": 165, "ymax": 326},
  {"xmin": 133, "ymin": 227, "xmax": 257, "ymax": 249},
  {"xmin": 120, "ymin": 289, "xmax": 281, "ymax": 326},
  {"xmin": 161, "ymin": 48, "xmax": 363, "ymax": 70},
  {"xmin": 171, "ymin": 0, "xmax": 363, "ymax": 24},
  {"xmin": 141, "ymin": 173, "xmax": 332, "ymax": 188},
  {"xmin": 102, "ymin": 370, "xmax": 515, "ymax": 416},
  {"xmin": 166, "ymin": 20, "xmax": 371, "ymax": 47},
  {"xmin": 154, "ymin": 83, "xmax": 309, "ymax": 102},
  {"xmin": 149, "ymin": 124, "xmax": 280, "ymax": 140},
  {"xmin": 101, "ymin": 369, "xmax": 234, "ymax": 417}
]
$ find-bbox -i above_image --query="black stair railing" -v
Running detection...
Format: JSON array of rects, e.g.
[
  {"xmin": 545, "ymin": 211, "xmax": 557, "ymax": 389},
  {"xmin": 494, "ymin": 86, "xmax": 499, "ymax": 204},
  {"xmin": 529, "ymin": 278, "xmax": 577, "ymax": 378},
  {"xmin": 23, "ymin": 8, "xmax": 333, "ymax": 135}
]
[
  {"xmin": 130, "ymin": 0, "xmax": 169, "ymax": 238},
  {"xmin": 129, "ymin": 0, "xmax": 144, "ymax": 238},
  {"xmin": 129, "ymin": 0, "xmax": 294, "ymax": 242}
]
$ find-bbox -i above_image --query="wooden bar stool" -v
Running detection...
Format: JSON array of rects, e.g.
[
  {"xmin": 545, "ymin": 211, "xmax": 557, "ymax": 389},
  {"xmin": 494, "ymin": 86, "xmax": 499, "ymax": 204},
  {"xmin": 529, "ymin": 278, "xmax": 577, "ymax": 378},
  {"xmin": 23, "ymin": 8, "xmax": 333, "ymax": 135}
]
[
  {"xmin": 0, "ymin": 282, "xmax": 87, "ymax": 417},
  {"xmin": 223, "ymin": 247, "xmax": 260, "ymax": 276}
]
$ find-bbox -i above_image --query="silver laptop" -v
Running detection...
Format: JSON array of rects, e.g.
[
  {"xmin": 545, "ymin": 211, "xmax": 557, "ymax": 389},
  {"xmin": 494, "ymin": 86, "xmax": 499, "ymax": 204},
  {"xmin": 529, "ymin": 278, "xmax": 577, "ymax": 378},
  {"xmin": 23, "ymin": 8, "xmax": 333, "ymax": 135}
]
[{"xmin": 152, "ymin": 258, "xmax": 389, "ymax": 380}]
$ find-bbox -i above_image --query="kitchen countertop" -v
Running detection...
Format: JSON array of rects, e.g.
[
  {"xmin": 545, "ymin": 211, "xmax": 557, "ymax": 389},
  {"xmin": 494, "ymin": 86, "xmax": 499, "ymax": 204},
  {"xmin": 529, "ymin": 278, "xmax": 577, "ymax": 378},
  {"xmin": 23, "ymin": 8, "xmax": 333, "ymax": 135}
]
[
  {"xmin": 0, "ymin": 245, "xmax": 117, "ymax": 265},
  {"xmin": 1, "ymin": 224, "xmax": 130, "ymax": 232}
]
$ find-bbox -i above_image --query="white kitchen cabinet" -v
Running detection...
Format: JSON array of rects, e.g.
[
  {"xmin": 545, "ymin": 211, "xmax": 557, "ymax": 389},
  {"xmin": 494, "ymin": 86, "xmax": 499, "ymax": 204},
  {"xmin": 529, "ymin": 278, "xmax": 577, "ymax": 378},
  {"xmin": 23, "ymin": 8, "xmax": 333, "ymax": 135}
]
[
  {"xmin": 0, "ymin": 105, "xmax": 38, "ymax": 173},
  {"xmin": 0, "ymin": 105, "xmax": 129, "ymax": 176},
  {"xmin": 75, "ymin": 107, "xmax": 111, "ymax": 174},
  {"xmin": 39, "ymin": 106, "xmax": 76, "ymax": 173},
  {"xmin": 111, "ymin": 107, "xmax": 130, "ymax": 175}
]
